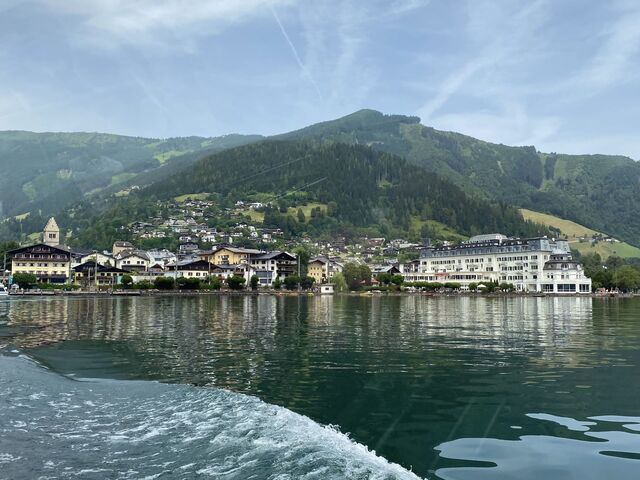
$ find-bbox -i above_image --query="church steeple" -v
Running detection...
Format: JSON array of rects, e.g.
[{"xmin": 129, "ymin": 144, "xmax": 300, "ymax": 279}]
[{"xmin": 43, "ymin": 217, "xmax": 60, "ymax": 246}]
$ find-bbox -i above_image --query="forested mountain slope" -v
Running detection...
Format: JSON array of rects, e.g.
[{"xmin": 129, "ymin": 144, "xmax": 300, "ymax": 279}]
[
  {"xmin": 140, "ymin": 140, "xmax": 547, "ymax": 239},
  {"xmin": 0, "ymin": 131, "xmax": 262, "ymax": 219},
  {"xmin": 277, "ymin": 110, "xmax": 640, "ymax": 246}
]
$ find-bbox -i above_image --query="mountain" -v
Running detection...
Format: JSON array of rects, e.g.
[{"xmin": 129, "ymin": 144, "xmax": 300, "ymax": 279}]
[
  {"xmin": 276, "ymin": 109, "xmax": 640, "ymax": 247},
  {"xmin": 64, "ymin": 140, "xmax": 548, "ymax": 249},
  {"xmin": 1, "ymin": 109, "xmax": 639, "ymax": 249},
  {"xmin": 0, "ymin": 131, "xmax": 263, "ymax": 219}
]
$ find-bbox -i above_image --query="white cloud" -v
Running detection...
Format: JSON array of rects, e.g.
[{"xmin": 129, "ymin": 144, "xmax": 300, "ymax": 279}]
[
  {"xmin": 418, "ymin": 0, "xmax": 550, "ymax": 121},
  {"xmin": 571, "ymin": 1, "xmax": 640, "ymax": 93},
  {"xmin": 39, "ymin": 0, "xmax": 296, "ymax": 51}
]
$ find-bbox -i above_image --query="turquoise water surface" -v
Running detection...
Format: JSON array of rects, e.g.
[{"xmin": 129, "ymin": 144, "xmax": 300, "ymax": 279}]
[{"xmin": 1, "ymin": 295, "xmax": 639, "ymax": 479}]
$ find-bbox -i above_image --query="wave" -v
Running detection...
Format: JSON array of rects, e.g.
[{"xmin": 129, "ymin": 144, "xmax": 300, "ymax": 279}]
[{"xmin": 0, "ymin": 352, "xmax": 422, "ymax": 480}]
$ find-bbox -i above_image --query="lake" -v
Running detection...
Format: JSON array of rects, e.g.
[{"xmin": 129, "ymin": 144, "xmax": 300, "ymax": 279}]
[{"xmin": 1, "ymin": 295, "xmax": 639, "ymax": 479}]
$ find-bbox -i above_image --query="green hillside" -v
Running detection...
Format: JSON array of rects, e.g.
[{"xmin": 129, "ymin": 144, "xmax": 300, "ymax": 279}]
[
  {"xmin": 520, "ymin": 208, "xmax": 640, "ymax": 259},
  {"xmin": 0, "ymin": 131, "xmax": 262, "ymax": 220},
  {"xmin": 68, "ymin": 141, "xmax": 550, "ymax": 249},
  {"xmin": 277, "ymin": 109, "xmax": 640, "ymax": 247}
]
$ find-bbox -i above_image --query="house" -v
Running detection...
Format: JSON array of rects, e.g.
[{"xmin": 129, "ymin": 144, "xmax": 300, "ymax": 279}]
[
  {"xmin": 249, "ymin": 251, "xmax": 297, "ymax": 286},
  {"xmin": 112, "ymin": 241, "xmax": 134, "ymax": 257},
  {"xmin": 199, "ymin": 246, "xmax": 263, "ymax": 266},
  {"xmin": 147, "ymin": 249, "xmax": 176, "ymax": 268},
  {"xmin": 115, "ymin": 250, "xmax": 151, "ymax": 272},
  {"xmin": 73, "ymin": 261, "xmax": 130, "ymax": 288},
  {"xmin": 371, "ymin": 264, "xmax": 401, "ymax": 276},
  {"xmin": 9, "ymin": 243, "xmax": 72, "ymax": 284},
  {"xmin": 308, "ymin": 256, "xmax": 343, "ymax": 284},
  {"xmin": 80, "ymin": 251, "xmax": 114, "ymax": 266},
  {"xmin": 178, "ymin": 242, "xmax": 199, "ymax": 255},
  {"xmin": 167, "ymin": 259, "xmax": 215, "ymax": 279}
]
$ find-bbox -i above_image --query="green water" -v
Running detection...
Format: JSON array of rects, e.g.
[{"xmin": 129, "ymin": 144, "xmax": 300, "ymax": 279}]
[{"xmin": 2, "ymin": 295, "xmax": 640, "ymax": 479}]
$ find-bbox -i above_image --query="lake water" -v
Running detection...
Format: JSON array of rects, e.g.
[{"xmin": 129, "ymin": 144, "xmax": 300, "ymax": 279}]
[{"xmin": 1, "ymin": 295, "xmax": 639, "ymax": 479}]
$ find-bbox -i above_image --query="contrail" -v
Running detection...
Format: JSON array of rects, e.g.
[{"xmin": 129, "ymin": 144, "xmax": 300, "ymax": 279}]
[{"xmin": 270, "ymin": 5, "xmax": 323, "ymax": 100}]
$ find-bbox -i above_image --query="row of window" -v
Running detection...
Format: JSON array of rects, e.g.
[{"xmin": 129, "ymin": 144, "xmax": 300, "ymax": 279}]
[{"xmin": 14, "ymin": 262, "xmax": 66, "ymax": 267}]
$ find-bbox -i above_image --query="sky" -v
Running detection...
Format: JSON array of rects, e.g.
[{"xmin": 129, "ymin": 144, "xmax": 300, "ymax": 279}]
[{"xmin": 1, "ymin": 0, "xmax": 640, "ymax": 158}]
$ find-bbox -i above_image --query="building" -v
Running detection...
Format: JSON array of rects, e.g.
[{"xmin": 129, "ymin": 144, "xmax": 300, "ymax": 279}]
[
  {"xmin": 406, "ymin": 234, "xmax": 591, "ymax": 293},
  {"xmin": 115, "ymin": 250, "xmax": 151, "ymax": 272},
  {"xmin": 199, "ymin": 246, "xmax": 263, "ymax": 265},
  {"xmin": 9, "ymin": 243, "xmax": 71, "ymax": 284},
  {"xmin": 168, "ymin": 259, "xmax": 214, "ymax": 279},
  {"xmin": 249, "ymin": 251, "xmax": 297, "ymax": 286},
  {"xmin": 112, "ymin": 241, "xmax": 134, "ymax": 257},
  {"xmin": 73, "ymin": 261, "xmax": 130, "ymax": 288},
  {"xmin": 43, "ymin": 217, "xmax": 60, "ymax": 246},
  {"xmin": 308, "ymin": 256, "xmax": 343, "ymax": 284}
]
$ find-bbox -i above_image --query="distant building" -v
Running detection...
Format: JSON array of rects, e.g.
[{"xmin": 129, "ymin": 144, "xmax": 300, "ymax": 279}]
[
  {"xmin": 115, "ymin": 250, "xmax": 151, "ymax": 272},
  {"xmin": 403, "ymin": 234, "xmax": 591, "ymax": 293},
  {"xmin": 308, "ymin": 256, "xmax": 343, "ymax": 284},
  {"xmin": 249, "ymin": 251, "xmax": 297, "ymax": 286},
  {"xmin": 112, "ymin": 241, "xmax": 134, "ymax": 257},
  {"xmin": 9, "ymin": 244, "xmax": 71, "ymax": 284},
  {"xmin": 199, "ymin": 246, "xmax": 263, "ymax": 265},
  {"xmin": 73, "ymin": 261, "xmax": 130, "ymax": 288}
]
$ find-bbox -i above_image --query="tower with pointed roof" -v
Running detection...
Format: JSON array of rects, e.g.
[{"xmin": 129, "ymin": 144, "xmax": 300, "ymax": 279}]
[{"xmin": 43, "ymin": 217, "xmax": 60, "ymax": 246}]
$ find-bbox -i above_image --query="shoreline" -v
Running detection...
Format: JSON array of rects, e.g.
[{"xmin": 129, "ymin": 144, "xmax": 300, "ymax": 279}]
[{"xmin": 4, "ymin": 290, "xmax": 637, "ymax": 299}]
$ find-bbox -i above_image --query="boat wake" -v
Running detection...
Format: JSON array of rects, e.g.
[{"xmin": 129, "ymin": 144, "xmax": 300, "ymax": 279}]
[{"xmin": 0, "ymin": 351, "xmax": 422, "ymax": 479}]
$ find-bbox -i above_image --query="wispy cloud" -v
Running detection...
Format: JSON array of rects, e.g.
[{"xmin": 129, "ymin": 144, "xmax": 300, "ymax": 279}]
[
  {"xmin": 270, "ymin": 5, "xmax": 323, "ymax": 100},
  {"xmin": 38, "ymin": 0, "xmax": 296, "ymax": 51},
  {"xmin": 419, "ymin": 0, "xmax": 550, "ymax": 120},
  {"xmin": 571, "ymin": 1, "xmax": 640, "ymax": 93}
]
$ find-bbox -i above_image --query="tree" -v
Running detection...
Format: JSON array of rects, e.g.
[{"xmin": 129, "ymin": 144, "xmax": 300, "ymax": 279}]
[
  {"xmin": 342, "ymin": 263, "xmax": 372, "ymax": 291},
  {"xmin": 391, "ymin": 274, "xmax": 404, "ymax": 286},
  {"xmin": 0, "ymin": 241, "xmax": 19, "ymax": 270},
  {"xmin": 12, "ymin": 272, "xmax": 37, "ymax": 289},
  {"xmin": 468, "ymin": 282, "xmax": 478, "ymax": 291},
  {"xmin": 284, "ymin": 275, "xmax": 300, "ymax": 290},
  {"xmin": 273, "ymin": 277, "xmax": 282, "ymax": 290},
  {"xmin": 227, "ymin": 275, "xmax": 246, "ymax": 290},
  {"xmin": 297, "ymin": 208, "xmax": 306, "ymax": 223},
  {"xmin": 613, "ymin": 265, "xmax": 640, "ymax": 292},
  {"xmin": 209, "ymin": 276, "xmax": 222, "ymax": 290},
  {"xmin": 177, "ymin": 277, "xmax": 200, "ymax": 290},
  {"xmin": 250, "ymin": 274, "xmax": 259, "ymax": 290},
  {"xmin": 121, "ymin": 274, "xmax": 133, "ymax": 289},
  {"xmin": 154, "ymin": 276, "xmax": 175, "ymax": 290},
  {"xmin": 293, "ymin": 247, "xmax": 311, "ymax": 278},
  {"xmin": 300, "ymin": 275, "xmax": 315, "ymax": 290},
  {"xmin": 332, "ymin": 272, "xmax": 347, "ymax": 292}
]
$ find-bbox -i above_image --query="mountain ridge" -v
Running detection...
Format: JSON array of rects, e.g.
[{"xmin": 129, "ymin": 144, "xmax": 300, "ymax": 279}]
[{"xmin": 1, "ymin": 109, "xmax": 639, "ymax": 248}]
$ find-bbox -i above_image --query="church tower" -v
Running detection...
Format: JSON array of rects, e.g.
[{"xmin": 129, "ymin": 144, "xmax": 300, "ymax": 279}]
[{"xmin": 43, "ymin": 217, "xmax": 60, "ymax": 246}]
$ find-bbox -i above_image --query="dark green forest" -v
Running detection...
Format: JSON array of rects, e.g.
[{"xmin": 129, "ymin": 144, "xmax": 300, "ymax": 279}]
[
  {"xmin": 70, "ymin": 141, "xmax": 547, "ymax": 248},
  {"xmin": 278, "ymin": 109, "xmax": 640, "ymax": 247}
]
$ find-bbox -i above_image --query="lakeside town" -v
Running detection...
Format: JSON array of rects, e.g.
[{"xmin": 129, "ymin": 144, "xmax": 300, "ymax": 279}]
[{"xmin": 0, "ymin": 213, "xmax": 599, "ymax": 295}]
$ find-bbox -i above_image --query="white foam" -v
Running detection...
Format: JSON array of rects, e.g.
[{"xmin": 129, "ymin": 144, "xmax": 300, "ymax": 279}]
[{"xmin": 1, "ymin": 354, "xmax": 424, "ymax": 480}]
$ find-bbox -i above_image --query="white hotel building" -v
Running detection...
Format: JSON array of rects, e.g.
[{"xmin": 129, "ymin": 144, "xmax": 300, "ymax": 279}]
[{"xmin": 402, "ymin": 234, "xmax": 592, "ymax": 294}]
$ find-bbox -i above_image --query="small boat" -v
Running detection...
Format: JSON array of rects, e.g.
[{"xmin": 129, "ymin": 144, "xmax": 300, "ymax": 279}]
[{"xmin": 0, "ymin": 283, "xmax": 8, "ymax": 296}]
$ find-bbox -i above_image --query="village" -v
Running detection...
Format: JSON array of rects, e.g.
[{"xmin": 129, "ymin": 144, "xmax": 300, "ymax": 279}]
[{"xmin": 1, "ymin": 204, "xmax": 595, "ymax": 295}]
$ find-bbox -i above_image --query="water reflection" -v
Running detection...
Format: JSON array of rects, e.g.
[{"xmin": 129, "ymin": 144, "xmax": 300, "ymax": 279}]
[
  {"xmin": 1, "ymin": 295, "xmax": 639, "ymax": 478},
  {"xmin": 436, "ymin": 414, "xmax": 640, "ymax": 480}
]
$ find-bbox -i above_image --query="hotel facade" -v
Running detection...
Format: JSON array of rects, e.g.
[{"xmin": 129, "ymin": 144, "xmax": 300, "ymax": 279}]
[{"xmin": 402, "ymin": 234, "xmax": 592, "ymax": 294}]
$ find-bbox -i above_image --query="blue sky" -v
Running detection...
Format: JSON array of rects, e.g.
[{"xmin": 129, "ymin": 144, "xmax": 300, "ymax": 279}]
[{"xmin": 1, "ymin": 0, "xmax": 640, "ymax": 158}]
